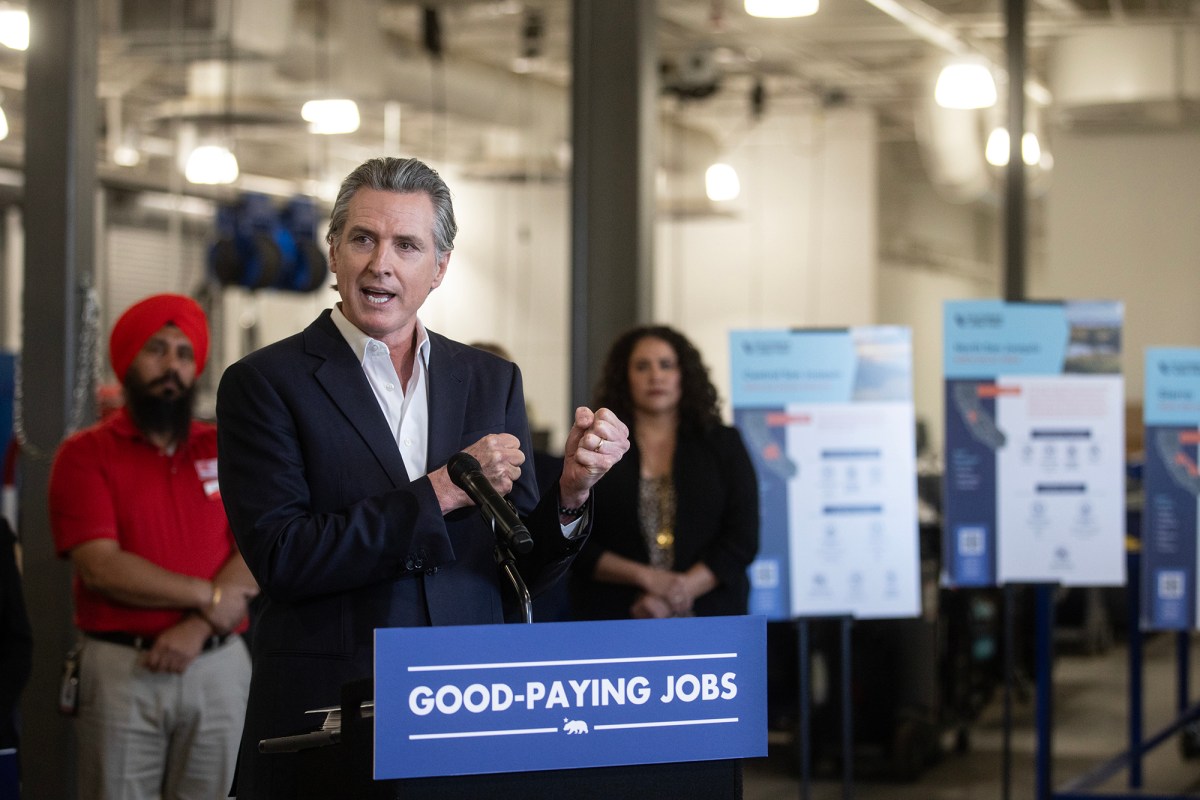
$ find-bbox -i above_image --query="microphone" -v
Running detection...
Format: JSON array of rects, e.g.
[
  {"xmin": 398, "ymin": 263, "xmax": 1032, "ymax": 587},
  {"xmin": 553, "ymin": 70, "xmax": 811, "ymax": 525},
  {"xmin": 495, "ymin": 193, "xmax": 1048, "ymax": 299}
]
[{"xmin": 447, "ymin": 452, "xmax": 534, "ymax": 554}]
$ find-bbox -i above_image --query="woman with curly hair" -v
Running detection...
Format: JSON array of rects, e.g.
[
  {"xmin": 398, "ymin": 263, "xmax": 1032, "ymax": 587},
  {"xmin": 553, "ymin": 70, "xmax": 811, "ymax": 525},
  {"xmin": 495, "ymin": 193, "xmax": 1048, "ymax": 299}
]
[{"xmin": 571, "ymin": 325, "xmax": 759, "ymax": 619}]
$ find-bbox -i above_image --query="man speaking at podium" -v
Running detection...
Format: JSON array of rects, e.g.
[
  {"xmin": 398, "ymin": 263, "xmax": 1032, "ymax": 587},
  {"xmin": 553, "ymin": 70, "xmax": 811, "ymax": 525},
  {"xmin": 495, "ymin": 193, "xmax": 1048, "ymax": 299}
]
[{"xmin": 216, "ymin": 156, "xmax": 629, "ymax": 798}]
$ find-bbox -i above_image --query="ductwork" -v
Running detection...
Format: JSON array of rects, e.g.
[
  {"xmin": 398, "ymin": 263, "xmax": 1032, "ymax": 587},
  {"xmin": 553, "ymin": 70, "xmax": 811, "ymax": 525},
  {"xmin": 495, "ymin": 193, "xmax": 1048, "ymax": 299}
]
[
  {"xmin": 115, "ymin": 0, "xmax": 723, "ymax": 197},
  {"xmin": 1051, "ymin": 25, "xmax": 1200, "ymax": 129},
  {"xmin": 117, "ymin": 0, "xmax": 297, "ymax": 57}
]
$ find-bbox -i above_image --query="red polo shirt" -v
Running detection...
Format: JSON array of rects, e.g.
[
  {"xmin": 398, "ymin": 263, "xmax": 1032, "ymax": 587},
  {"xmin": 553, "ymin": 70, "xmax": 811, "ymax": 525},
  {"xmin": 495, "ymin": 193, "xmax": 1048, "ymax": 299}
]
[{"xmin": 49, "ymin": 407, "xmax": 241, "ymax": 637}]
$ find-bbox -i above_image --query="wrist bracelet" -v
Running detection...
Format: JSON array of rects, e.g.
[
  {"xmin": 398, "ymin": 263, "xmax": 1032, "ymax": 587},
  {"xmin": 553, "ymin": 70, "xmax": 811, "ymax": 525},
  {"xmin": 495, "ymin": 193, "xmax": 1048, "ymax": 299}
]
[{"xmin": 558, "ymin": 503, "xmax": 586, "ymax": 519}]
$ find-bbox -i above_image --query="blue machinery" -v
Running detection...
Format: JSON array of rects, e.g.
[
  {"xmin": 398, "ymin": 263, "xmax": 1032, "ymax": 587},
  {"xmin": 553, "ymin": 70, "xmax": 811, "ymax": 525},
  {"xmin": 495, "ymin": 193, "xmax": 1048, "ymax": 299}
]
[{"xmin": 208, "ymin": 192, "xmax": 328, "ymax": 293}]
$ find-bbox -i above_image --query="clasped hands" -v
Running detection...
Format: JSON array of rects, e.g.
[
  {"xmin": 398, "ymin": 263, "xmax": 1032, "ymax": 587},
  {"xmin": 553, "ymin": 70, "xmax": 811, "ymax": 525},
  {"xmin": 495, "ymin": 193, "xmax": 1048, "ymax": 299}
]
[
  {"xmin": 631, "ymin": 568, "xmax": 696, "ymax": 619},
  {"xmin": 432, "ymin": 407, "xmax": 630, "ymax": 515},
  {"xmin": 142, "ymin": 582, "xmax": 258, "ymax": 674}
]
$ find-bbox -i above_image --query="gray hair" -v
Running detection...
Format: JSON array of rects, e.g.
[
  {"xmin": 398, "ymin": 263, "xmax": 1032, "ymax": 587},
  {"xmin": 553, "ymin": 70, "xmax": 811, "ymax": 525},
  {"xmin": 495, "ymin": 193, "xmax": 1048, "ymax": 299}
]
[{"xmin": 325, "ymin": 157, "xmax": 458, "ymax": 258}]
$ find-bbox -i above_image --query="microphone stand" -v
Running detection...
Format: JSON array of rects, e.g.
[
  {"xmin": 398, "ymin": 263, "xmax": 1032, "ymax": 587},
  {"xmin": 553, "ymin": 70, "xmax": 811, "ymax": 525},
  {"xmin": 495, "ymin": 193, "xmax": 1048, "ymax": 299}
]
[{"xmin": 494, "ymin": 539, "xmax": 533, "ymax": 624}]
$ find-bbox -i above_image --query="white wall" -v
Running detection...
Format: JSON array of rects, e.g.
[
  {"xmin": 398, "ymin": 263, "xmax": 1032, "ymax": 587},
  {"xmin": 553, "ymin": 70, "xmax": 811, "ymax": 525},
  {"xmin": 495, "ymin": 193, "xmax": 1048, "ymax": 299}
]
[
  {"xmin": 1037, "ymin": 129, "xmax": 1200, "ymax": 404},
  {"xmin": 877, "ymin": 141, "xmax": 1002, "ymax": 455},
  {"xmin": 655, "ymin": 102, "xmax": 879, "ymax": 418},
  {"xmin": 422, "ymin": 174, "xmax": 571, "ymax": 448},
  {"xmin": 877, "ymin": 264, "xmax": 994, "ymax": 456}
]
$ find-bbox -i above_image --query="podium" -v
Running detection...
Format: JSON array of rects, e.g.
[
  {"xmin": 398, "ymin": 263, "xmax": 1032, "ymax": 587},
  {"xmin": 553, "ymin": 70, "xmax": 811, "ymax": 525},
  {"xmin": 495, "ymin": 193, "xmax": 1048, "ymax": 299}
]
[{"xmin": 262, "ymin": 617, "xmax": 764, "ymax": 800}]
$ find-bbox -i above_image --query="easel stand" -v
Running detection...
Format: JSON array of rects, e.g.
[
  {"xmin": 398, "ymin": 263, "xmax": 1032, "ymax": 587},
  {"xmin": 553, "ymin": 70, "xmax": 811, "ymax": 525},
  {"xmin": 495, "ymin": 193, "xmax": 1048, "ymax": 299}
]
[
  {"xmin": 1001, "ymin": 584, "xmax": 1059, "ymax": 799},
  {"xmin": 1040, "ymin": 543, "xmax": 1200, "ymax": 800},
  {"xmin": 996, "ymin": 583, "xmax": 1054, "ymax": 800},
  {"xmin": 1035, "ymin": 583, "xmax": 1056, "ymax": 800},
  {"xmin": 795, "ymin": 615, "xmax": 854, "ymax": 800}
]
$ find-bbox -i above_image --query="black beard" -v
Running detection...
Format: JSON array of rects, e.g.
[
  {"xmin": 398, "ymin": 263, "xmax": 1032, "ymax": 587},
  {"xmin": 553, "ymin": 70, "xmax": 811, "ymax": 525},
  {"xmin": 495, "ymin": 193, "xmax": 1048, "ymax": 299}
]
[{"xmin": 123, "ymin": 371, "xmax": 195, "ymax": 444}]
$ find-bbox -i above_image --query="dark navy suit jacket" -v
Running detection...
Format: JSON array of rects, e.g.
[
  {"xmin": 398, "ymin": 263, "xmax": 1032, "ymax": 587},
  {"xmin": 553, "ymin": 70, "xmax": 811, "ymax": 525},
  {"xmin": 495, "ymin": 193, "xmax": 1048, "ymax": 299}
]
[{"xmin": 216, "ymin": 310, "xmax": 584, "ymax": 798}]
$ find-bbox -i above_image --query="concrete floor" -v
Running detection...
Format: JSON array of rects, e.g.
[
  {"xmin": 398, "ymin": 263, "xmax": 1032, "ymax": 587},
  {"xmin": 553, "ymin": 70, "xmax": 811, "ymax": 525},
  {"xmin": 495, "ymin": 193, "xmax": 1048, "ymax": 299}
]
[{"xmin": 744, "ymin": 631, "xmax": 1200, "ymax": 799}]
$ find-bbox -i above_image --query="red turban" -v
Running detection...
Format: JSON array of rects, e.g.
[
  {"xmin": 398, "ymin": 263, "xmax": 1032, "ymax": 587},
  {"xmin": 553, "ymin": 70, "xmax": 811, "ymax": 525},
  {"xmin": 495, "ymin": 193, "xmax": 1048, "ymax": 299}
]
[{"xmin": 109, "ymin": 294, "xmax": 210, "ymax": 381}]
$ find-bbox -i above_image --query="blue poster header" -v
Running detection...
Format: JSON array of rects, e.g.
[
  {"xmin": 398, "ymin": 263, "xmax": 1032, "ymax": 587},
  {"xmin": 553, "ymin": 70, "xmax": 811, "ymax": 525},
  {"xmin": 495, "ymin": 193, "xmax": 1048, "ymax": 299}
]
[
  {"xmin": 1145, "ymin": 348, "xmax": 1200, "ymax": 426},
  {"xmin": 943, "ymin": 300, "xmax": 1123, "ymax": 379},
  {"xmin": 374, "ymin": 617, "xmax": 767, "ymax": 779},
  {"xmin": 731, "ymin": 327, "xmax": 911, "ymax": 407}
]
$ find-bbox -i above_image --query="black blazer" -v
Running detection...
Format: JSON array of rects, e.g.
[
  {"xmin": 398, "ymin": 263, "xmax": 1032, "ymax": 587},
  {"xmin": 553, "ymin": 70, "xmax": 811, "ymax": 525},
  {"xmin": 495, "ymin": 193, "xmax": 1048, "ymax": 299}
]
[
  {"xmin": 216, "ymin": 311, "xmax": 585, "ymax": 798},
  {"xmin": 571, "ymin": 424, "xmax": 759, "ymax": 619}
]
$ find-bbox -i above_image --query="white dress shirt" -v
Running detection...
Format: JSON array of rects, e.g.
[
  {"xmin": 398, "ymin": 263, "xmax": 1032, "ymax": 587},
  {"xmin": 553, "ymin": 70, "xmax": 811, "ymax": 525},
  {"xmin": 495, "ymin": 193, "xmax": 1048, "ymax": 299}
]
[
  {"xmin": 329, "ymin": 305, "xmax": 584, "ymax": 535},
  {"xmin": 331, "ymin": 304, "xmax": 430, "ymax": 480}
]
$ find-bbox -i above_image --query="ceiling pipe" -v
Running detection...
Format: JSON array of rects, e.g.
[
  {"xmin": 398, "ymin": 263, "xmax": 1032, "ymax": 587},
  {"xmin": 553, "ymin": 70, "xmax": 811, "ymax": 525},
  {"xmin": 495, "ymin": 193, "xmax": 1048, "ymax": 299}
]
[
  {"xmin": 115, "ymin": 0, "xmax": 725, "ymax": 193},
  {"xmin": 861, "ymin": 0, "xmax": 1052, "ymax": 104},
  {"xmin": 267, "ymin": 15, "xmax": 724, "ymax": 177}
]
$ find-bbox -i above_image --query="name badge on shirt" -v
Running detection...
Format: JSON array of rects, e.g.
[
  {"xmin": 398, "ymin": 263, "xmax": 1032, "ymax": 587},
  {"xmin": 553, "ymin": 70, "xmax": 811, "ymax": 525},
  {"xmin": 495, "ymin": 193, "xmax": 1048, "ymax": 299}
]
[{"xmin": 195, "ymin": 458, "xmax": 221, "ymax": 499}]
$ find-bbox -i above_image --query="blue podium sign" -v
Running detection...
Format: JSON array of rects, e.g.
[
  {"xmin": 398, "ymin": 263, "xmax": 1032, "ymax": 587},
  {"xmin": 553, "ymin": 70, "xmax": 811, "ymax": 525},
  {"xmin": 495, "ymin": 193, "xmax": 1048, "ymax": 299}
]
[{"xmin": 373, "ymin": 616, "xmax": 767, "ymax": 780}]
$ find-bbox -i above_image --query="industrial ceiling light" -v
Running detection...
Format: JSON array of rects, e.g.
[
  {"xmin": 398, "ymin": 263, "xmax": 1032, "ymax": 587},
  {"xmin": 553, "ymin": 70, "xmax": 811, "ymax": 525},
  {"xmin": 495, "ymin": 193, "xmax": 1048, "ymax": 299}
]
[
  {"xmin": 185, "ymin": 144, "xmax": 239, "ymax": 185},
  {"xmin": 984, "ymin": 128, "xmax": 1008, "ymax": 166},
  {"xmin": 301, "ymin": 99, "xmax": 361, "ymax": 135},
  {"xmin": 984, "ymin": 128, "xmax": 1042, "ymax": 167},
  {"xmin": 0, "ymin": 105, "xmax": 8, "ymax": 141},
  {"xmin": 112, "ymin": 144, "xmax": 140, "ymax": 167},
  {"xmin": 745, "ymin": 0, "xmax": 819, "ymax": 19},
  {"xmin": 705, "ymin": 163, "xmax": 740, "ymax": 202},
  {"xmin": 0, "ymin": 8, "xmax": 28, "ymax": 51},
  {"xmin": 935, "ymin": 56, "xmax": 997, "ymax": 109},
  {"xmin": 1021, "ymin": 131, "xmax": 1042, "ymax": 166}
]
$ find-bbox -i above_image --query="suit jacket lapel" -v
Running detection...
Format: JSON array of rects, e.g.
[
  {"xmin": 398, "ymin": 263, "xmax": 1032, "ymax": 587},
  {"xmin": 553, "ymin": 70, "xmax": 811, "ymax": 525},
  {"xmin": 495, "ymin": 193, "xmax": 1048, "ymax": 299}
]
[
  {"xmin": 425, "ymin": 331, "xmax": 469, "ymax": 469},
  {"xmin": 306, "ymin": 310, "xmax": 410, "ymax": 488}
]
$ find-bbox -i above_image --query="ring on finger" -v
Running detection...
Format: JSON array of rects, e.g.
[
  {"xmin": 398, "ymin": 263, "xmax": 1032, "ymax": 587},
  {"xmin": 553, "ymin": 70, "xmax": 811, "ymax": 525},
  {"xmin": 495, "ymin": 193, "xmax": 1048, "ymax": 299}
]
[{"xmin": 594, "ymin": 438, "xmax": 605, "ymax": 452}]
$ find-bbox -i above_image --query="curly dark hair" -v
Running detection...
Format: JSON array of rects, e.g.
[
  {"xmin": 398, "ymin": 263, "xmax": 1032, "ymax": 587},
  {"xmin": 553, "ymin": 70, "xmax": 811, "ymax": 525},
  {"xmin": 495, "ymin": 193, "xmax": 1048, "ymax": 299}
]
[{"xmin": 593, "ymin": 325, "xmax": 722, "ymax": 435}]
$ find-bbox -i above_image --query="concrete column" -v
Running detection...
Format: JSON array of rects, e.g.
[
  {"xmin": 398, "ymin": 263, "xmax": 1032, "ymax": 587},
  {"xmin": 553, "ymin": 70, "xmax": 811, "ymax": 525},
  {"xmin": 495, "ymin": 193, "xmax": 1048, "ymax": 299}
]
[
  {"xmin": 19, "ymin": 0, "xmax": 98, "ymax": 796},
  {"xmin": 570, "ymin": 2, "xmax": 657, "ymax": 408}
]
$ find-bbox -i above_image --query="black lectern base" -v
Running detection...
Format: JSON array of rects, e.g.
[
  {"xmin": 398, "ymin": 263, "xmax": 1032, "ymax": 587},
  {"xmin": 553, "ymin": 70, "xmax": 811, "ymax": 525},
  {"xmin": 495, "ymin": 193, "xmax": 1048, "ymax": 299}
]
[
  {"xmin": 297, "ymin": 754, "xmax": 742, "ymax": 800},
  {"xmin": 410, "ymin": 761, "xmax": 742, "ymax": 800},
  {"xmin": 282, "ymin": 679, "xmax": 742, "ymax": 800}
]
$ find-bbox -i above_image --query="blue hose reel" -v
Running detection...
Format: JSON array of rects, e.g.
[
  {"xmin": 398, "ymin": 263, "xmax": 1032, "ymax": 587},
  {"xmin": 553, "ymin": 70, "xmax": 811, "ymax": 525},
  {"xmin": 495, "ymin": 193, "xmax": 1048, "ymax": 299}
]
[{"xmin": 209, "ymin": 193, "xmax": 328, "ymax": 293}]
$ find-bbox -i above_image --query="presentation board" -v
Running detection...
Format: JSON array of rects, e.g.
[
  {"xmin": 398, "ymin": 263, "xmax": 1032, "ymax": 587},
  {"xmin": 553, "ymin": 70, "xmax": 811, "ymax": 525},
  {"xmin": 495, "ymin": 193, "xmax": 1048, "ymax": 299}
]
[
  {"xmin": 730, "ymin": 326, "xmax": 921, "ymax": 620},
  {"xmin": 1141, "ymin": 347, "xmax": 1200, "ymax": 629},
  {"xmin": 942, "ymin": 300, "xmax": 1125, "ymax": 588}
]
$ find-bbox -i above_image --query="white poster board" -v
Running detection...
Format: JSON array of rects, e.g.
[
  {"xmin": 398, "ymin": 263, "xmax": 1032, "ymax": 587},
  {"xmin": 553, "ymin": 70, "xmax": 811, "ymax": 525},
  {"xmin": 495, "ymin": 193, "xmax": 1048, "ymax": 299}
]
[
  {"xmin": 732, "ymin": 327, "xmax": 921, "ymax": 620},
  {"xmin": 942, "ymin": 300, "xmax": 1126, "ymax": 587}
]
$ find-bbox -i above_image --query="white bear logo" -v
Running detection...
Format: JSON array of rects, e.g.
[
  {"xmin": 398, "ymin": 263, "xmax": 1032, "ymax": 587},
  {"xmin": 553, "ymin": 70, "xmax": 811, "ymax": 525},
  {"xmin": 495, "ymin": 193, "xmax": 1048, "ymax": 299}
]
[{"xmin": 562, "ymin": 718, "xmax": 589, "ymax": 735}]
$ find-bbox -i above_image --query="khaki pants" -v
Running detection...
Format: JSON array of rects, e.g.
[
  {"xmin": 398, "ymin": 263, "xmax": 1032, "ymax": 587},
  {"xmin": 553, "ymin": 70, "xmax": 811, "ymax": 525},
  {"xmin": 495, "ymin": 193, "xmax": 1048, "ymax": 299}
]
[{"xmin": 76, "ymin": 636, "xmax": 251, "ymax": 800}]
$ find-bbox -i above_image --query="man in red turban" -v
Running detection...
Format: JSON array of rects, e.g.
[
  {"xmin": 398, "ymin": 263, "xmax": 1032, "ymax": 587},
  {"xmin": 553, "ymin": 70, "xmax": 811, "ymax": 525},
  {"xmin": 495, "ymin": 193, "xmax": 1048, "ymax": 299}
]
[
  {"xmin": 48, "ymin": 293, "xmax": 258, "ymax": 800},
  {"xmin": 104, "ymin": 294, "xmax": 212, "ymax": 446},
  {"xmin": 108, "ymin": 293, "xmax": 210, "ymax": 383}
]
